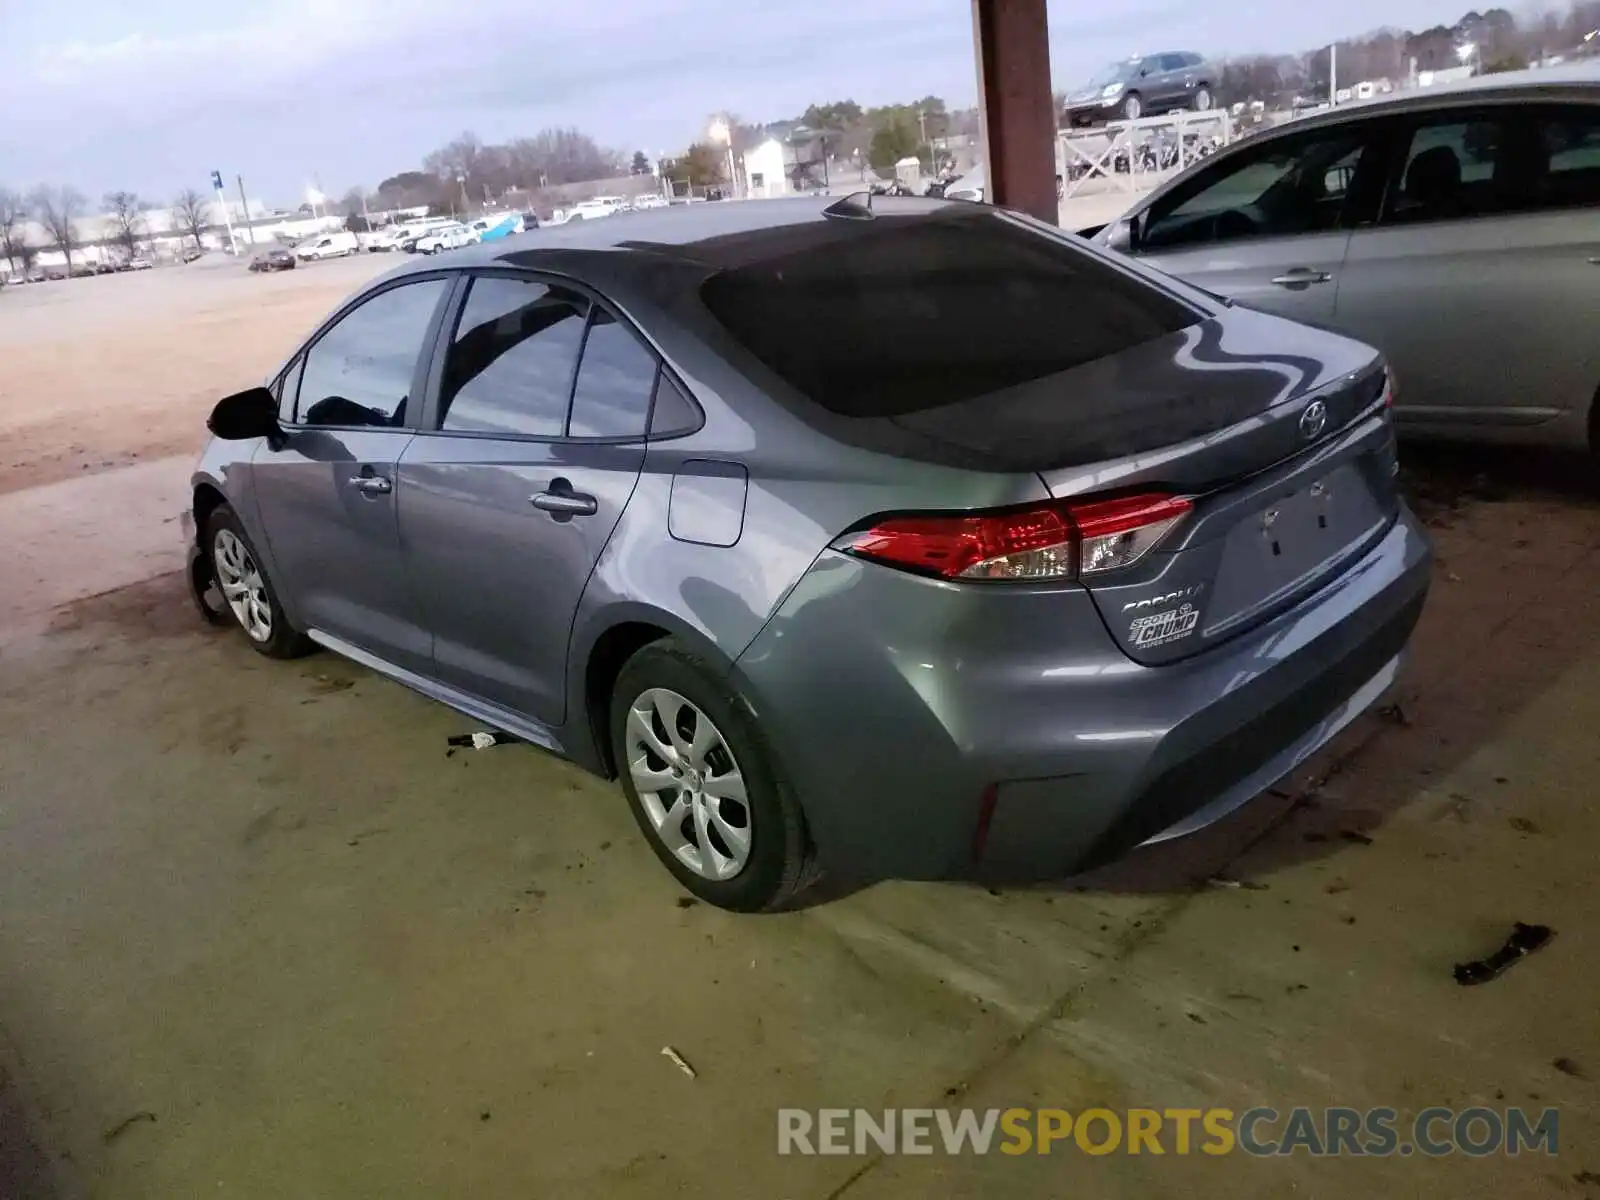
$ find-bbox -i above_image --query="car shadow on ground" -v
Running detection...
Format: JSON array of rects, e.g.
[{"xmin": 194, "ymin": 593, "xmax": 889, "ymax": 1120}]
[{"xmin": 0, "ymin": 1038, "xmax": 66, "ymax": 1200}]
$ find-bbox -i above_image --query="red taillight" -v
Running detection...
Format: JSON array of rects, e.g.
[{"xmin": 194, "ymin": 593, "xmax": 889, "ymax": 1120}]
[
  {"xmin": 1383, "ymin": 367, "xmax": 1396, "ymax": 408},
  {"xmin": 833, "ymin": 492, "xmax": 1191, "ymax": 582}
]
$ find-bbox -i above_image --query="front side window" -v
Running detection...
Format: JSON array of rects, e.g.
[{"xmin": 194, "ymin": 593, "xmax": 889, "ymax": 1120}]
[
  {"xmin": 1160, "ymin": 53, "xmax": 1187, "ymax": 72},
  {"xmin": 1141, "ymin": 129, "xmax": 1372, "ymax": 251},
  {"xmin": 295, "ymin": 278, "xmax": 446, "ymax": 427},
  {"xmin": 439, "ymin": 276, "xmax": 589, "ymax": 437}
]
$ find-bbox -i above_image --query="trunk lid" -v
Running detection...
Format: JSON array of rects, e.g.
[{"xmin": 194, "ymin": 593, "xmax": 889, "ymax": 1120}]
[{"xmin": 1014, "ymin": 311, "xmax": 1395, "ymax": 666}]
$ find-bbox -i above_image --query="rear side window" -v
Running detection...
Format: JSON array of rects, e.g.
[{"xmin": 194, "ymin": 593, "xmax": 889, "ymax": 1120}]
[
  {"xmin": 1385, "ymin": 117, "xmax": 1506, "ymax": 224},
  {"xmin": 1531, "ymin": 105, "xmax": 1600, "ymax": 211},
  {"xmin": 567, "ymin": 310, "xmax": 657, "ymax": 439},
  {"xmin": 699, "ymin": 212, "xmax": 1195, "ymax": 417},
  {"xmin": 439, "ymin": 276, "xmax": 589, "ymax": 437}
]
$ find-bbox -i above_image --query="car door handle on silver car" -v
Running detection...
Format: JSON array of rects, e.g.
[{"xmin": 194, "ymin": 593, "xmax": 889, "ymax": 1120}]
[
  {"xmin": 1270, "ymin": 268, "xmax": 1333, "ymax": 288},
  {"xmin": 348, "ymin": 475, "xmax": 392, "ymax": 495},
  {"xmin": 531, "ymin": 480, "xmax": 598, "ymax": 517}
]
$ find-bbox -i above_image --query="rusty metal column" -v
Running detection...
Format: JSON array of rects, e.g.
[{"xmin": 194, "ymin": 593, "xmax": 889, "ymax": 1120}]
[{"xmin": 971, "ymin": 0, "xmax": 1058, "ymax": 223}]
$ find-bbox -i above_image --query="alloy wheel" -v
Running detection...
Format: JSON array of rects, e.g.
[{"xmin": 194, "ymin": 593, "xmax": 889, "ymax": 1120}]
[
  {"xmin": 625, "ymin": 688, "xmax": 752, "ymax": 881},
  {"xmin": 213, "ymin": 529, "xmax": 273, "ymax": 642}
]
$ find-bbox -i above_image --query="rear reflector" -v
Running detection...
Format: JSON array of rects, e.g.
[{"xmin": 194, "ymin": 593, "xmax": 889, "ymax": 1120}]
[{"xmin": 833, "ymin": 492, "xmax": 1191, "ymax": 582}]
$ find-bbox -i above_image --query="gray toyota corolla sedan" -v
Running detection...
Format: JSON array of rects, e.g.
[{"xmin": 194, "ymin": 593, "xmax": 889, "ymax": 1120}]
[{"xmin": 186, "ymin": 195, "xmax": 1431, "ymax": 910}]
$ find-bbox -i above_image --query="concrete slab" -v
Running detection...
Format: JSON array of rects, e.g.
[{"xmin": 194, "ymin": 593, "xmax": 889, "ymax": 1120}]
[
  {"xmin": 0, "ymin": 456, "xmax": 190, "ymax": 631},
  {"xmin": 0, "ymin": 446, "xmax": 1594, "ymax": 1199}
]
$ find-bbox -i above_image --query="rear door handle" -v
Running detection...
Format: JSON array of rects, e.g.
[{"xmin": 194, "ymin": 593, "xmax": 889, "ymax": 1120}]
[
  {"xmin": 531, "ymin": 487, "xmax": 597, "ymax": 517},
  {"xmin": 348, "ymin": 475, "xmax": 392, "ymax": 495},
  {"xmin": 1270, "ymin": 269, "xmax": 1333, "ymax": 288}
]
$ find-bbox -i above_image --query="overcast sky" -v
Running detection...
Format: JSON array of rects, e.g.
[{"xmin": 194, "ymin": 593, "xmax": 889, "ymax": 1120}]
[{"xmin": 0, "ymin": 0, "xmax": 1500, "ymax": 206}]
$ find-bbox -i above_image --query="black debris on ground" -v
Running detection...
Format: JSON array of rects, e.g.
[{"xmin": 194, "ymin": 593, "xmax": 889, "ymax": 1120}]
[
  {"xmin": 1452, "ymin": 922, "xmax": 1554, "ymax": 986},
  {"xmin": 101, "ymin": 1111, "xmax": 157, "ymax": 1144}
]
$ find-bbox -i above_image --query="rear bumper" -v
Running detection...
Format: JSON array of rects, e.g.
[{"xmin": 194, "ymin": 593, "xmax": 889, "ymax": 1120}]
[{"xmin": 734, "ymin": 507, "xmax": 1432, "ymax": 882}]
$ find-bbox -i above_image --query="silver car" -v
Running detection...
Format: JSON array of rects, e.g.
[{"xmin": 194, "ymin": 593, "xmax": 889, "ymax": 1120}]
[
  {"xmin": 1094, "ymin": 64, "xmax": 1600, "ymax": 452},
  {"xmin": 187, "ymin": 197, "xmax": 1431, "ymax": 910}
]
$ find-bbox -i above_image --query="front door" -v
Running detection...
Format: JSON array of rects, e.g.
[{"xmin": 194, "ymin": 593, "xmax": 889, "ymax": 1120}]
[
  {"xmin": 1135, "ymin": 120, "xmax": 1386, "ymax": 328},
  {"xmin": 398, "ymin": 273, "xmax": 656, "ymax": 727},
  {"xmin": 250, "ymin": 276, "xmax": 451, "ymax": 674}
]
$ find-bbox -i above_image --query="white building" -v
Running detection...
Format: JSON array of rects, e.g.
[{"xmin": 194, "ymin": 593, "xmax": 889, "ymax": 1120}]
[{"xmin": 741, "ymin": 139, "xmax": 790, "ymax": 199}]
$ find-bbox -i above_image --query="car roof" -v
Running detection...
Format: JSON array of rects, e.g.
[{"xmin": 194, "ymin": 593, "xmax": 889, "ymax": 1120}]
[
  {"xmin": 378, "ymin": 194, "xmax": 975, "ymax": 281},
  {"xmin": 1277, "ymin": 60, "xmax": 1600, "ymax": 129}
]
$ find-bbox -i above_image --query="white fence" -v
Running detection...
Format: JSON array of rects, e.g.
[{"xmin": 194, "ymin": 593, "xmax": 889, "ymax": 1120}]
[{"xmin": 1058, "ymin": 110, "xmax": 1234, "ymax": 199}]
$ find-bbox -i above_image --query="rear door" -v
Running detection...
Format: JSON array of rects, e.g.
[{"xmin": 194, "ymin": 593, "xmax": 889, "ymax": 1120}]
[
  {"xmin": 1158, "ymin": 53, "xmax": 1191, "ymax": 108},
  {"xmin": 397, "ymin": 271, "xmax": 656, "ymax": 726},
  {"xmin": 1134, "ymin": 119, "xmax": 1388, "ymax": 326},
  {"xmin": 1333, "ymin": 101, "xmax": 1600, "ymax": 432},
  {"xmin": 250, "ymin": 275, "xmax": 452, "ymax": 673}
]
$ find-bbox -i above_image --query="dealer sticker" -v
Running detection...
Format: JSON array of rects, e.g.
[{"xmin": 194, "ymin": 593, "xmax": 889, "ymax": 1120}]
[{"xmin": 1128, "ymin": 603, "xmax": 1199, "ymax": 649}]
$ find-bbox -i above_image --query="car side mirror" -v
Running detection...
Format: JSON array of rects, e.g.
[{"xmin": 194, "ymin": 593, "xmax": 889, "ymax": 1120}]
[{"xmin": 207, "ymin": 386, "xmax": 281, "ymax": 442}]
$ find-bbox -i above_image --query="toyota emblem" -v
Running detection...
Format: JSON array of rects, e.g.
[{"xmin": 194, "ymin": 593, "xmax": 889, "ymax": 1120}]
[{"xmin": 1299, "ymin": 399, "xmax": 1328, "ymax": 441}]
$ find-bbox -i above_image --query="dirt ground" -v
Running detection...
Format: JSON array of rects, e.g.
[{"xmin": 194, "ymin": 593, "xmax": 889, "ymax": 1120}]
[
  {"xmin": 0, "ymin": 255, "xmax": 390, "ymax": 495},
  {"xmin": 0, "ymin": 253, "xmax": 1597, "ymax": 1199}
]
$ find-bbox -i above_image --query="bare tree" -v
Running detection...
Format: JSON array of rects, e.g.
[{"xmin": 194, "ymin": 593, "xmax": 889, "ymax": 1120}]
[
  {"xmin": 0, "ymin": 188, "xmax": 30, "ymax": 277},
  {"xmin": 104, "ymin": 190, "xmax": 147, "ymax": 261},
  {"xmin": 174, "ymin": 188, "xmax": 210, "ymax": 252},
  {"xmin": 29, "ymin": 185, "xmax": 85, "ymax": 271}
]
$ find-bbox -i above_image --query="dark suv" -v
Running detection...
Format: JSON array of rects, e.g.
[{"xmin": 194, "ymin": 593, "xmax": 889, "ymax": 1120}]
[{"xmin": 1063, "ymin": 52, "xmax": 1216, "ymax": 124}]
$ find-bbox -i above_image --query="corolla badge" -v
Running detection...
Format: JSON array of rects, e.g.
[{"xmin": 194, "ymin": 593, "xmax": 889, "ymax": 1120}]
[{"xmin": 1299, "ymin": 399, "xmax": 1329, "ymax": 441}]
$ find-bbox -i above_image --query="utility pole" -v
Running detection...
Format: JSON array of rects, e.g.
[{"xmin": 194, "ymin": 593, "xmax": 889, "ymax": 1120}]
[
  {"xmin": 236, "ymin": 175, "xmax": 255, "ymax": 245},
  {"xmin": 210, "ymin": 170, "xmax": 237, "ymax": 253},
  {"xmin": 1329, "ymin": 43, "xmax": 1337, "ymax": 105}
]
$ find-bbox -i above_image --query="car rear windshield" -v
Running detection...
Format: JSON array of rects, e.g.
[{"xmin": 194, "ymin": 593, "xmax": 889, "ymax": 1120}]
[{"xmin": 699, "ymin": 211, "xmax": 1198, "ymax": 417}]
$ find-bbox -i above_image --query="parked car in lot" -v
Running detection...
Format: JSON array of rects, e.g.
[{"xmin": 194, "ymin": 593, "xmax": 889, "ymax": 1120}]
[
  {"xmin": 249, "ymin": 248, "xmax": 297, "ymax": 272},
  {"xmin": 413, "ymin": 223, "xmax": 478, "ymax": 254},
  {"xmin": 296, "ymin": 230, "xmax": 359, "ymax": 261},
  {"xmin": 1091, "ymin": 65, "xmax": 1600, "ymax": 452},
  {"xmin": 186, "ymin": 196, "xmax": 1430, "ymax": 910},
  {"xmin": 566, "ymin": 197, "xmax": 627, "ymax": 221},
  {"xmin": 1062, "ymin": 52, "xmax": 1217, "ymax": 124}
]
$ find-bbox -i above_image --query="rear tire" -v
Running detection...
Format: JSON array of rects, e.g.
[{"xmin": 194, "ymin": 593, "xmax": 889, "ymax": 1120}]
[
  {"xmin": 205, "ymin": 505, "xmax": 314, "ymax": 659},
  {"xmin": 609, "ymin": 638, "xmax": 818, "ymax": 911}
]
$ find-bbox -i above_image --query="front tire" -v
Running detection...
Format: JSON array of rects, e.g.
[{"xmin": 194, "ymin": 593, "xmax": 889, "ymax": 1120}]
[
  {"xmin": 1192, "ymin": 86, "xmax": 1213, "ymax": 112},
  {"xmin": 609, "ymin": 638, "xmax": 816, "ymax": 911},
  {"xmin": 206, "ymin": 505, "xmax": 313, "ymax": 659},
  {"xmin": 1123, "ymin": 92, "xmax": 1143, "ymax": 120}
]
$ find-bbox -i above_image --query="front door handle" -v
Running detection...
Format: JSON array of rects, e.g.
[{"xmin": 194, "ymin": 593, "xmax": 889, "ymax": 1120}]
[
  {"xmin": 531, "ymin": 485, "xmax": 597, "ymax": 517},
  {"xmin": 349, "ymin": 475, "xmax": 392, "ymax": 495},
  {"xmin": 1270, "ymin": 268, "xmax": 1333, "ymax": 289}
]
